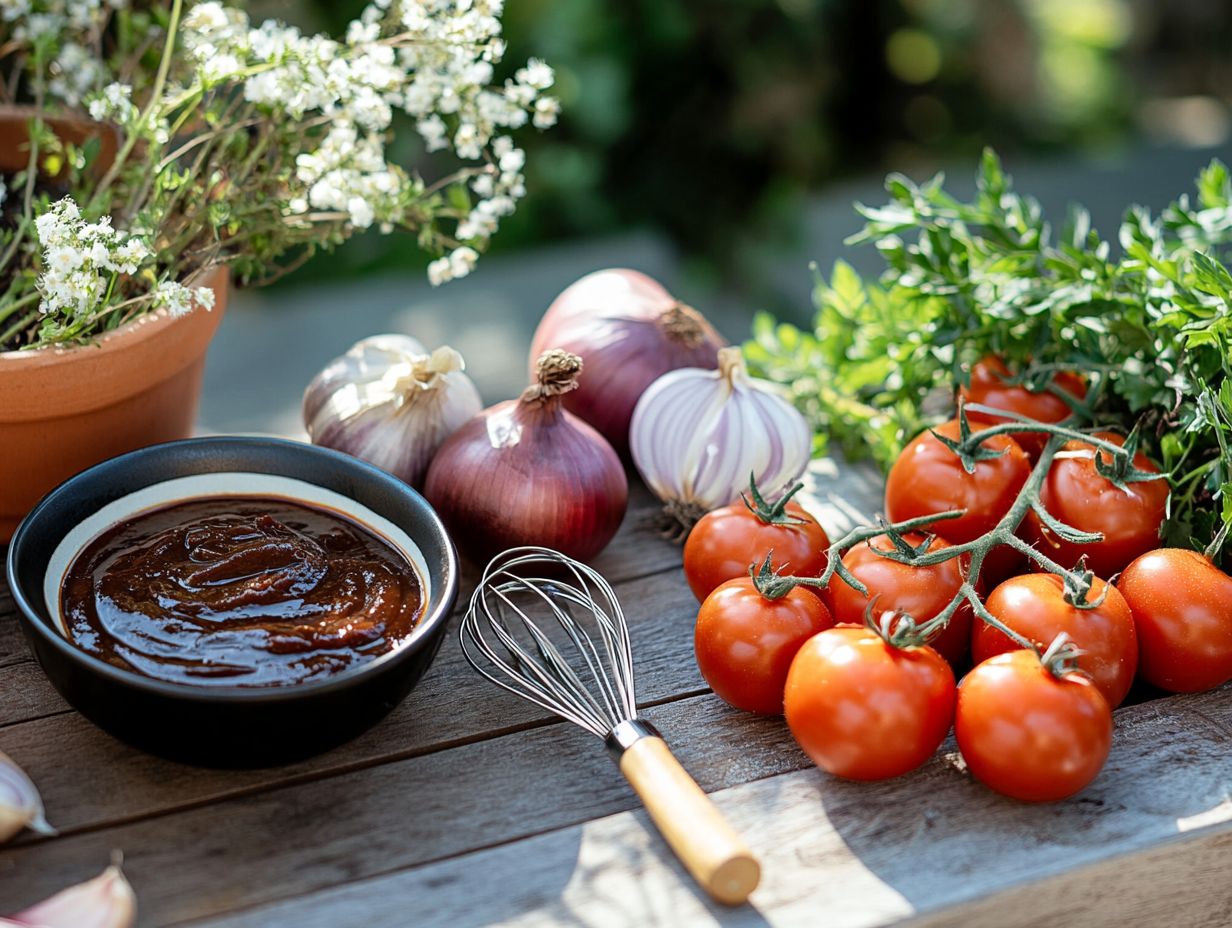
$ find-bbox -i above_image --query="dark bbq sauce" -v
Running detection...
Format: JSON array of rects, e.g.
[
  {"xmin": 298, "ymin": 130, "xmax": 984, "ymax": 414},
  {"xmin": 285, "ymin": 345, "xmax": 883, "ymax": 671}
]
[{"xmin": 60, "ymin": 497, "xmax": 423, "ymax": 687}]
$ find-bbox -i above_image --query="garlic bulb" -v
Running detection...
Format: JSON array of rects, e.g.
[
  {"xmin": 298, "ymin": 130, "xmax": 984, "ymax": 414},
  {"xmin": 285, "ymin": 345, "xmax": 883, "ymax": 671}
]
[
  {"xmin": 0, "ymin": 752, "xmax": 54, "ymax": 843},
  {"xmin": 630, "ymin": 347, "xmax": 811, "ymax": 530},
  {"xmin": 5, "ymin": 865, "xmax": 135, "ymax": 928},
  {"xmin": 303, "ymin": 335, "xmax": 482, "ymax": 489}
]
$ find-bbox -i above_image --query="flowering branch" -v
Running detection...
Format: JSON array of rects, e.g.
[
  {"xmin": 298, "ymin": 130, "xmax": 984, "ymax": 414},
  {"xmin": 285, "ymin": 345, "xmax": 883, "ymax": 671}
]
[{"xmin": 0, "ymin": 0, "xmax": 560, "ymax": 350}]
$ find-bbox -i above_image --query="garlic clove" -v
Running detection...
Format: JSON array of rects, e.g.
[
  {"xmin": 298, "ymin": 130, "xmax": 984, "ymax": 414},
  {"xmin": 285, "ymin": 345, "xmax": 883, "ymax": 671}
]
[
  {"xmin": 7, "ymin": 865, "xmax": 136, "ymax": 928},
  {"xmin": 0, "ymin": 752, "xmax": 55, "ymax": 843}
]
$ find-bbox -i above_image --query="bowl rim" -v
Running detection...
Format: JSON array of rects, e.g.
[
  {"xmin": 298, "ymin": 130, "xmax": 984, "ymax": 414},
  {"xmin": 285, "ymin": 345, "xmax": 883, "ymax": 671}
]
[{"xmin": 5, "ymin": 435, "xmax": 460, "ymax": 704}]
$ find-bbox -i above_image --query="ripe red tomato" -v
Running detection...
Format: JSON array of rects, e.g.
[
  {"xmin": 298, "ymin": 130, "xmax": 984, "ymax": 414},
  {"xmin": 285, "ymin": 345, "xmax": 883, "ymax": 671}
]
[
  {"xmin": 955, "ymin": 649, "xmax": 1112, "ymax": 802},
  {"xmin": 783, "ymin": 626, "xmax": 955, "ymax": 780},
  {"xmin": 1024, "ymin": 432, "xmax": 1169, "ymax": 579},
  {"xmin": 684, "ymin": 498, "xmax": 830, "ymax": 603},
  {"xmin": 1117, "ymin": 548, "xmax": 1232, "ymax": 693},
  {"xmin": 885, "ymin": 419, "xmax": 1031, "ymax": 583},
  {"xmin": 826, "ymin": 533, "xmax": 974, "ymax": 668},
  {"xmin": 959, "ymin": 356, "xmax": 1087, "ymax": 459},
  {"xmin": 974, "ymin": 572, "xmax": 1137, "ymax": 707},
  {"xmin": 695, "ymin": 577, "xmax": 835, "ymax": 715}
]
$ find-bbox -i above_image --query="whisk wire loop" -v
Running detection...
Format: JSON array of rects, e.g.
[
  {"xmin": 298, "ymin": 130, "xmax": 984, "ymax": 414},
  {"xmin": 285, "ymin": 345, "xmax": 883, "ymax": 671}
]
[{"xmin": 461, "ymin": 547, "xmax": 638, "ymax": 738}]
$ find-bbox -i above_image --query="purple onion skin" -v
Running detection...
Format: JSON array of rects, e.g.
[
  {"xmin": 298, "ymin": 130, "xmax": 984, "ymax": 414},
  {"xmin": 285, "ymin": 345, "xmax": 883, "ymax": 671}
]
[
  {"xmin": 423, "ymin": 396, "xmax": 629, "ymax": 565},
  {"xmin": 530, "ymin": 269, "xmax": 726, "ymax": 458}
]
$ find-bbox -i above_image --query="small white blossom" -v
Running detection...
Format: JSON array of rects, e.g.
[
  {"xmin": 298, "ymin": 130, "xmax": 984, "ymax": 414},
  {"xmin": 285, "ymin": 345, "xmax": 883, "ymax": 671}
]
[
  {"xmin": 498, "ymin": 147, "xmax": 525, "ymax": 174},
  {"xmin": 533, "ymin": 97, "xmax": 560, "ymax": 129},
  {"xmin": 34, "ymin": 197, "xmax": 151, "ymax": 319},
  {"xmin": 427, "ymin": 256, "xmax": 451, "ymax": 287},
  {"xmin": 516, "ymin": 58, "xmax": 554, "ymax": 91},
  {"xmin": 347, "ymin": 196, "xmax": 375, "ymax": 229},
  {"xmin": 87, "ymin": 82, "xmax": 137, "ymax": 123},
  {"xmin": 448, "ymin": 246, "xmax": 478, "ymax": 279},
  {"xmin": 155, "ymin": 282, "xmax": 203, "ymax": 317},
  {"xmin": 10, "ymin": 0, "xmax": 560, "ymax": 297}
]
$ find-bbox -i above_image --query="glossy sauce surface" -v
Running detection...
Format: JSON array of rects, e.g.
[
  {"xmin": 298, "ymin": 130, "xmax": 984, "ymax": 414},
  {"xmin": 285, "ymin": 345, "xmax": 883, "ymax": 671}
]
[{"xmin": 61, "ymin": 497, "xmax": 423, "ymax": 687}]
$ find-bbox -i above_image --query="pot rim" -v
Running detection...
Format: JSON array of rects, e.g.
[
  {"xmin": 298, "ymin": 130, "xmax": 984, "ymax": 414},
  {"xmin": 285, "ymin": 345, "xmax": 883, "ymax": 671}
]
[
  {"xmin": 5, "ymin": 436, "xmax": 461, "ymax": 705},
  {"xmin": 0, "ymin": 265, "xmax": 227, "ymax": 365}
]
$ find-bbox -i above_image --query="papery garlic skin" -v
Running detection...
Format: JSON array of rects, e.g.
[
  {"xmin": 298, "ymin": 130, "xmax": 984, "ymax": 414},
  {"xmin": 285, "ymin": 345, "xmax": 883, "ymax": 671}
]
[
  {"xmin": 0, "ymin": 752, "xmax": 54, "ymax": 844},
  {"xmin": 7, "ymin": 865, "xmax": 135, "ymax": 928},
  {"xmin": 630, "ymin": 347, "xmax": 811, "ymax": 527},
  {"xmin": 303, "ymin": 335, "xmax": 482, "ymax": 489}
]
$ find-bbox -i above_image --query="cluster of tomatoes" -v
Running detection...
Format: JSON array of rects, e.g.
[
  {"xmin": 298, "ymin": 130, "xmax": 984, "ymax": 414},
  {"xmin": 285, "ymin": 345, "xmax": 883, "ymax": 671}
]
[{"xmin": 684, "ymin": 356, "xmax": 1232, "ymax": 802}]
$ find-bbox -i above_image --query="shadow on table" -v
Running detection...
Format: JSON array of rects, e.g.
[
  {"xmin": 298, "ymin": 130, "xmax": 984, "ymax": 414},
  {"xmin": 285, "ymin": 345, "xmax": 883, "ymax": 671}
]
[{"xmin": 804, "ymin": 687, "xmax": 1232, "ymax": 919}]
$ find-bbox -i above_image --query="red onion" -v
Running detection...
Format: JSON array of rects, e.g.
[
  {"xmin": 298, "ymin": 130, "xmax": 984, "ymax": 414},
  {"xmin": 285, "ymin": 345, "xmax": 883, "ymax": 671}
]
[
  {"xmin": 424, "ymin": 349, "xmax": 628, "ymax": 565},
  {"xmin": 529, "ymin": 268, "xmax": 727, "ymax": 457}
]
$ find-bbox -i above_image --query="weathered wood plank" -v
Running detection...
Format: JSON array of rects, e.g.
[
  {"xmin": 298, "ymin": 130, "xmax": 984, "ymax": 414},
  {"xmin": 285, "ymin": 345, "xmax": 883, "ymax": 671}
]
[
  {"xmin": 185, "ymin": 685, "xmax": 1232, "ymax": 928},
  {"xmin": 0, "ymin": 663, "xmax": 67, "ymax": 728},
  {"xmin": 0, "ymin": 694, "xmax": 809, "ymax": 925},
  {"xmin": 0, "ymin": 591, "xmax": 33, "ymax": 668},
  {"xmin": 0, "ymin": 561, "xmax": 707, "ymax": 838},
  {"xmin": 0, "ymin": 460, "xmax": 885, "ymax": 833},
  {"xmin": 901, "ymin": 828, "xmax": 1232, "ymax": 928}
]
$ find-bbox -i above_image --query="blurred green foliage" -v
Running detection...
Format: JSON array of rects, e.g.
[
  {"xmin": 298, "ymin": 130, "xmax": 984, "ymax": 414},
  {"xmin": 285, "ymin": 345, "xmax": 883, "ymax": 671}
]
[{"xmin": 258, "ymin": 0, "xmax": 1229, "ymax": 287}]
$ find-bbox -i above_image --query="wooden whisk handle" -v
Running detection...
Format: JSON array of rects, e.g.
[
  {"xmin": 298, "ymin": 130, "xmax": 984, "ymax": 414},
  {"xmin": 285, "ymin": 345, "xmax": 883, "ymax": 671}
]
[{"xmin": 610, "ymin": 722, "xmax": 760, "ymax": 905}]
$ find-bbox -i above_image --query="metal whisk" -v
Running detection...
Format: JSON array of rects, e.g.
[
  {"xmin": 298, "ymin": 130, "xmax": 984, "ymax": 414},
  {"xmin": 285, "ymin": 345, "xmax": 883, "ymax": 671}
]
[{"xmin": 461, "ymin": 546, "xmax": 760, "ymax": 906}]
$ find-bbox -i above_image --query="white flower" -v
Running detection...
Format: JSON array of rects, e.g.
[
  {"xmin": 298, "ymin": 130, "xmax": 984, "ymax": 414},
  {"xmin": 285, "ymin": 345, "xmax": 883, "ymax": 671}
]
[
  {"xmin": 471, "ymin": 172, "xmax": 495, "ymax": 198},
  {"xmin": 533, "ymin": 97, "xmax": 560, "ymax": 129},
  {"xmin": 346, "ymin": 19, "xmax": 380, "ymax": 45},
  {"xmin": 417, "ymin": 115, "xmax": 448, "ymax": 152},
  {"xmin": 448, "ymin": 246, "xmax": 478, "ymax": 279},
  {"xmin": 202, "ymin": 52, "xmax": 243, "ymax": 83},
  {"xmin": 46, "ymin": 246, "xmax": 82, "ymax": 274},
  {"xmin": 194, "ymin": 286, "xmax": 216, "ymax": 311},
  {"xmin": 498, "ymin": 147, "xmax": 525, "ymax": 173},
  {"xmin": 427, "ymin": 257, "xmax": 451, "ymax": 287},
  {"xmin": 516, "ymin": 58, "xmax": 554, "ymax": 91},
  {"xmin": 347, "ymin": 196, "xmax": 375, "ymax": 228},
  {"xmin": 184, "ymin": 1, "xmax": 230, "ymax": 33},
  {"xmin": 34, "ymin": 197, "xmax": 151, "ymax": 320},
  {"xmin": 156, "ymin": 281, "xmax": 196, "ymax": 318},
  {"xmin": 454, "ymin": 123, "xmax": 481, "ymax": 159}
]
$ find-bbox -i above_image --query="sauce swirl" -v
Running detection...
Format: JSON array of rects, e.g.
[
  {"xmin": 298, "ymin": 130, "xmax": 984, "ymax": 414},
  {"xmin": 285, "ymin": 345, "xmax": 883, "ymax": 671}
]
[{"xmin": 60, "ymin": 497, "xmax": 423, "ymax": 687}]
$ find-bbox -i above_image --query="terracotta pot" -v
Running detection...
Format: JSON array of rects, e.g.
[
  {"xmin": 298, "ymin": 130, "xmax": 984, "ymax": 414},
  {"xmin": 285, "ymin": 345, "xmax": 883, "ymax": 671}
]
[
  {"xmin": 0, "ymin": 267, "xmax": 228, "ymax": 541},
  {"xmin": 0, "ymin": 103, "xmax": 121, "ymax": 180},
  {"xmin": 0, "ymin": 106, "xmax": 227, "ymax": 540}
]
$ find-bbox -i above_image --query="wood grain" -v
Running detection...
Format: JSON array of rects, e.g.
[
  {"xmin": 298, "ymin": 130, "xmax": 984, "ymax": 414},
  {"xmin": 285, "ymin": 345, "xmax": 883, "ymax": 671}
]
[
  {"xmin": 188, "ymin": 684, "xmax": 1232, "ymax": 928},
  {"xmin": 10, "ymin": 457, "xmax": 1223, "ymax": 928},
  {"xmin": 0, "ymin": 562, "xmax": 707, "ymax": 837},
  {"xmin": 0, "ymin": 695, "xmax": 808, "ymax": 924}
]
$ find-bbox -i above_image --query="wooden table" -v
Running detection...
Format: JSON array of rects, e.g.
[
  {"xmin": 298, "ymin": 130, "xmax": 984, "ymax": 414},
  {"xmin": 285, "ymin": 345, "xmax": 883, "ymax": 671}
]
[{"xmin": 1, "ymin": 465, "xmax": 1230, "ymax": 927}]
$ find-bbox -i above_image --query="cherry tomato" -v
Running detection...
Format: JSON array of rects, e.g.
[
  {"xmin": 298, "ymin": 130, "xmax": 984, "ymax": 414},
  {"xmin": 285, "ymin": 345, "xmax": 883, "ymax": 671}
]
[
  {"xmin": 684, "ymin": 497, "xmax": 829, "ymax": 603},
  {"xmin": 1024, "ymin": 432, "xmax": 1169, "ymax": 579},
  {"xmin": 974, "ymin": 572, "xmax": 1137, "ymax": 707},
  {"xmin": 1118, "ymin": 548, "xmax": 1232, "ymax": 693},
  {"xmin": 784, "ymin": 626, "xmax": 955, "ymax": 780},
  {"xmin": 959, "ymin": 356, "xmax": 1087, "ymax": 459},
  {"xmin": 885, "ymin": 419, "xmax": 1031, "ymax": 583},
  {"xmin": 955, "ymin": 649, "xmax": 1112, "ymax": 802},
  {"xmin": 827, "ymin": 533, "xmax": 974, "ymax": 668},
  {"xmin": 695, "ymin": 577, "xmax": 835, "ymax": 715}
]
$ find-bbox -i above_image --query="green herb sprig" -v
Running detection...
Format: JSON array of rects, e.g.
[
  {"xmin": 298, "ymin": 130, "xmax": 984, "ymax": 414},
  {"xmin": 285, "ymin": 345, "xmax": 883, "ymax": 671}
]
[{"xmin": 745, "ymin": 149, "xmax": 1232, "ymax": 557}]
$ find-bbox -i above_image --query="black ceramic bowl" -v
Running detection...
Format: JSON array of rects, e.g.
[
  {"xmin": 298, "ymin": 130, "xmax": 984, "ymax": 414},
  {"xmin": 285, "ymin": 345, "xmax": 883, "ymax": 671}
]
[{"xmin": 6, "ymin": 436, "xmax": 459, "ymax": 767}]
